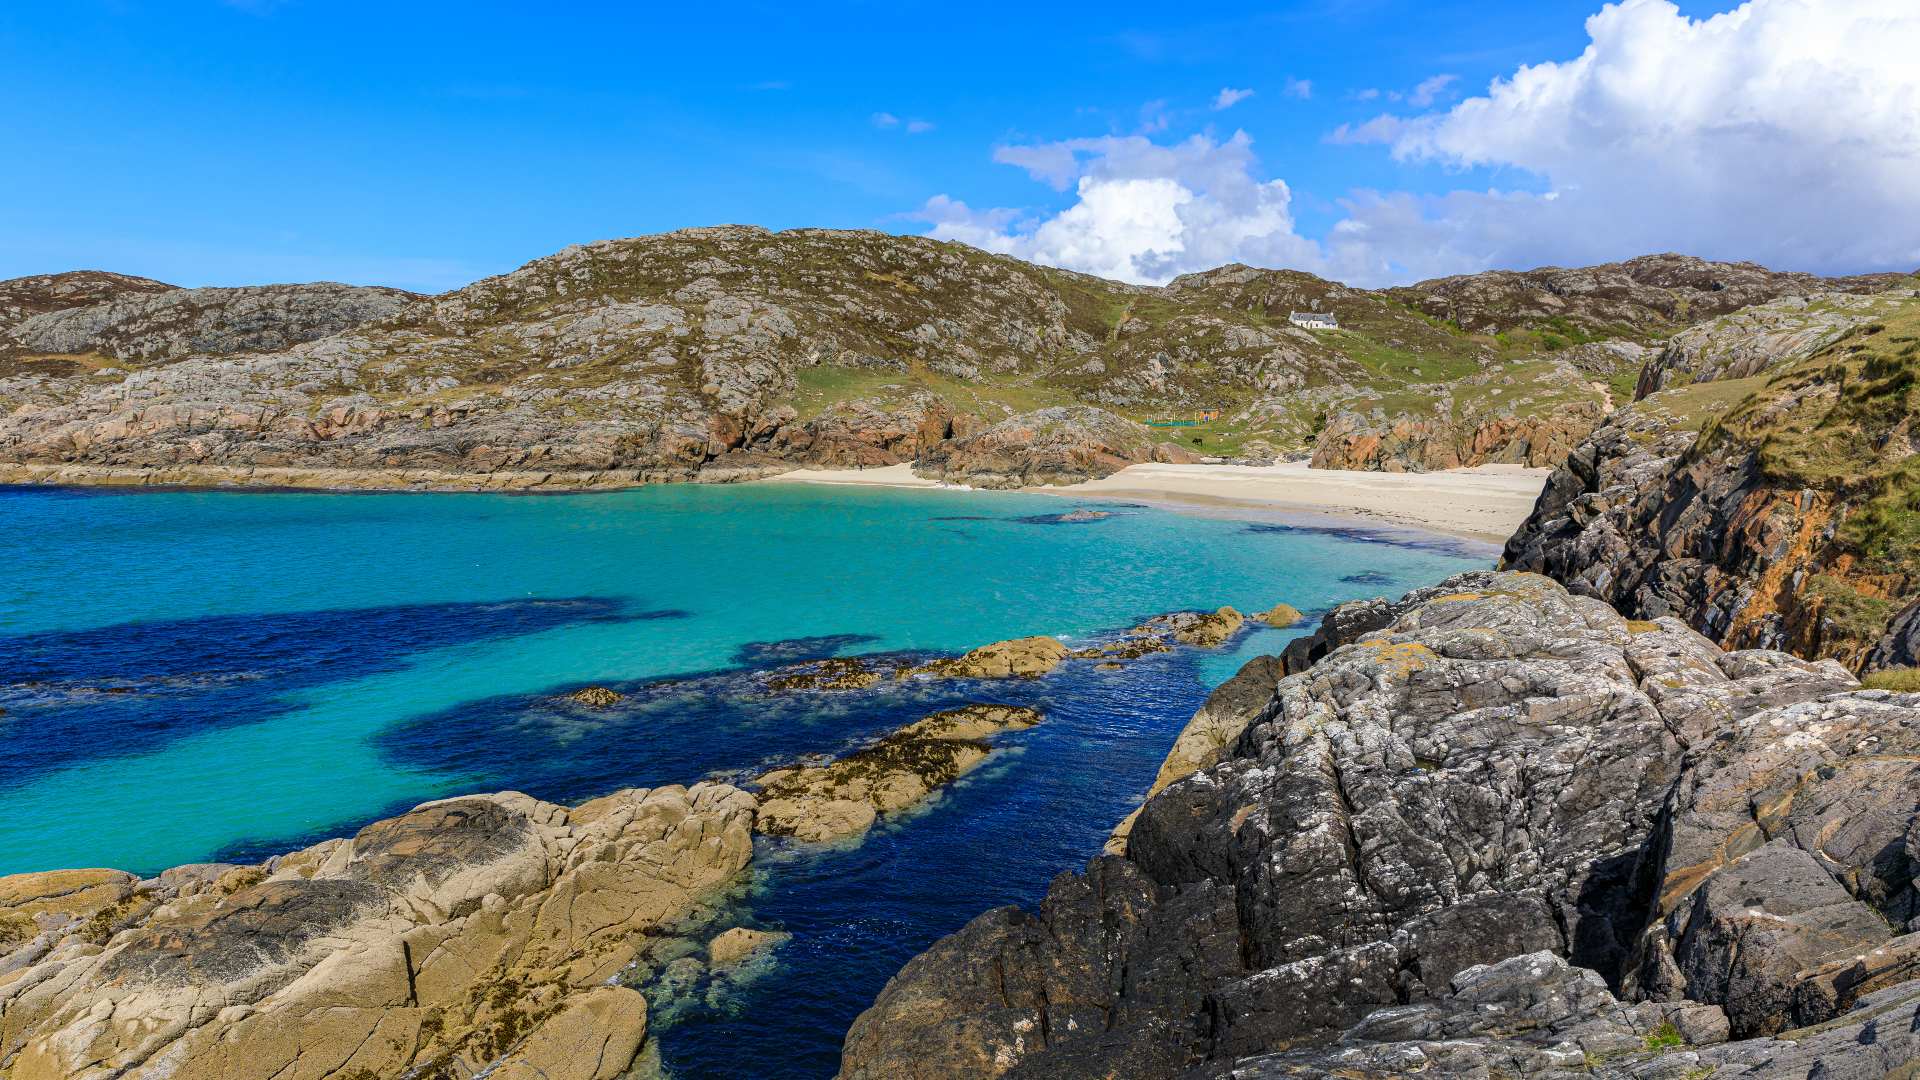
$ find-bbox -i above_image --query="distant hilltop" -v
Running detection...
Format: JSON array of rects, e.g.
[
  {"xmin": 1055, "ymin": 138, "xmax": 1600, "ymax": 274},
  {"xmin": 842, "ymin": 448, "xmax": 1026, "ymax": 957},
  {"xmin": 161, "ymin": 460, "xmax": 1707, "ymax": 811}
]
[{"xmin": 2, "ymin": 226, "xmax": 1910, "ymax": 492}]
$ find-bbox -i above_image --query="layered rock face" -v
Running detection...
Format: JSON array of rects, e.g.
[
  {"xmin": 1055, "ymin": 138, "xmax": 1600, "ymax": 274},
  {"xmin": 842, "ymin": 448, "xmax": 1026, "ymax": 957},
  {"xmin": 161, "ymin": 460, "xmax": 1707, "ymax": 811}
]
[
  {"xmin": 839, "ymin": 571, "xmax": 1920, "ymax": 1079},
  {"xmin": 1506, "ymin": 289, "xmax": 1920, "ymax": 670},
  {"xmin": 0, "ymin": 784, "xmax": 755, "ymax": 1080},
  {"xmin": 1634, "ymin": 291, "xmax": 1891, "ymax": 397}
]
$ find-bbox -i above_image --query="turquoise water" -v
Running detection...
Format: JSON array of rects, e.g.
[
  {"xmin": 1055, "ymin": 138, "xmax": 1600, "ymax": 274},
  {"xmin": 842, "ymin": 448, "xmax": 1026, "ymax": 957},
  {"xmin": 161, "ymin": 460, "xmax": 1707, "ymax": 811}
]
[{"xmin": 0, "ymin": 481, "xmax": 1488, "ymax": 1077}]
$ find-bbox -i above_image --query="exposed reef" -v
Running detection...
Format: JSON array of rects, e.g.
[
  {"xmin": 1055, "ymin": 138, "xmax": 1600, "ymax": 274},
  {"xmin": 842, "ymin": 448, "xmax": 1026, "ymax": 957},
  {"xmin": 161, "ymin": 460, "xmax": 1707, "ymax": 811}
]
[{"xmin": 752, "ymin": 704, "xmax": 1044, "ymax": 842}]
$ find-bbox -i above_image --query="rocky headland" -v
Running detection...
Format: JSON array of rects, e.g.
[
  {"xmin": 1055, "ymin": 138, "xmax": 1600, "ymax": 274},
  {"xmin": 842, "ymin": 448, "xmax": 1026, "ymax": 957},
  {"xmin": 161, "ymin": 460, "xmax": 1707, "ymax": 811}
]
[{"xmin": 839, "ymin": 570, "xmax": 1920, "ymax": 1078}]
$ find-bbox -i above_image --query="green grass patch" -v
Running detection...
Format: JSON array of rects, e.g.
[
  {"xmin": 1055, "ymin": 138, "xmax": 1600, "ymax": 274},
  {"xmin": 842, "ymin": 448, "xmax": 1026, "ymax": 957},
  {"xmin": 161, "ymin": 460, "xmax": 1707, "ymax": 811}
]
[
  {"xmin": 1863, "ymin": 668, "xmax": 1920, "ymax": 692},
  {"xmin": 1643, "ymin": 1021, "xmax": 1685, "ymax": 1051}
]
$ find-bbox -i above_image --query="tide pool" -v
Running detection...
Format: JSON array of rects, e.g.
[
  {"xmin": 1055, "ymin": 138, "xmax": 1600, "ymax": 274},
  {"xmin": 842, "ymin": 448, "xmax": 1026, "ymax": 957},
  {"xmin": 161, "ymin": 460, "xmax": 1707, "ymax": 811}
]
[{"xmin": 0, "ymin": 481, "xmax": 1488, "ymax": 1077}]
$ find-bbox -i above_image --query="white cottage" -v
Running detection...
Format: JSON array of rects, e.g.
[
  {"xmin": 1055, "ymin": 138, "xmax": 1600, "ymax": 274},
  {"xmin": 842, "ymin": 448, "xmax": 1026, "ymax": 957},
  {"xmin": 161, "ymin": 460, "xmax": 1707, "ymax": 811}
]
[{"xmin": 1288, "ymin": 311, "xmax": 1340, "ymax": 330}]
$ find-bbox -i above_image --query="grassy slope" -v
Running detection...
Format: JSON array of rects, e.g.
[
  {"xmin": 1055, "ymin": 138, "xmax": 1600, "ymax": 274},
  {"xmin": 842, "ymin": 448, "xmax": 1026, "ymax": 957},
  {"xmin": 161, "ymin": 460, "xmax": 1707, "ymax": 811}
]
[{"xmin": 1721, "ymin": 296, "xmax": 1920, "ymax": 576}]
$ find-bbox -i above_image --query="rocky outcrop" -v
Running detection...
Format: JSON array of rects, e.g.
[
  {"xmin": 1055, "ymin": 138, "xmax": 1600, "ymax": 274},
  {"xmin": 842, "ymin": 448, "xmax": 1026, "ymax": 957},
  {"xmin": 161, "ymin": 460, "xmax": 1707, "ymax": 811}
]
[
  {"xmin": 1140, "ymin": 606, "xmax": 1245, "ymax": 647},
  {"xmin": 753, "ymin": 705, "xmax": 1043, "ymax": 842},
  {"xmin": 837, "ymin": 570, "xmax": 1920, "ymax": 1080},
  {"xmin": 707, "ymin": 926, "xmax": 789, "ymax": 967},
  {"xmin": 1505, "ymin": 290, "xmax": 1920, "ymax": 671},
  {"xmin": 1389, "ymin": 253, "xmax": 1901, "ymax": 338},
  {"xmin": 913, "ymin": 406, "xmax": 1197, "ymax": 487},
  {"xmin": 727, "ymin": 391, "xmax": 970, "ymax": 471},
  {"xmin": 0, "ymin": 272, "xmax": 175, "ymax": 335},
  {"xmin": 0, "ymin": 784, "xmax": 755, "ymax": 1080},
  {"xmin": 4, "ymin": 283, "xmax": 416, "ymax": 365},
  {"xmin": 563, "ymin": 685, "xmax": 624, "ymax": 707},
  {"xmin": 909, "ymin": 636, "xmax": 1071, "ymax": 679},
  {"xmin": 1255, "ymin": 603, "xmax": 1303, "ymax": 627},
  {"xmin": 1310, "ymin": 361, "xmax": 1610, "ymax": 472},
  {"xmin": 1634, "ymin": 290, "xmax": 1892, "ymax": 397}
]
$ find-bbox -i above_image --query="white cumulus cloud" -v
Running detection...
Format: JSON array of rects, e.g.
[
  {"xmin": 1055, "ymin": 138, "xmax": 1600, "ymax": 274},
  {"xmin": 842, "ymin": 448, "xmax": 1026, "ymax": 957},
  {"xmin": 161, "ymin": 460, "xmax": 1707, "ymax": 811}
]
[
  {"xmin": 918, "ymin": 0, "xmax": 1920, "ymax": 286},
  {"xmin": 918, "ymin": 132, "xmax": 1321, "ymax": 284},
  {"xmin": 1349, "ymin": 0, "xmax": 1920, "ymax": 277}
]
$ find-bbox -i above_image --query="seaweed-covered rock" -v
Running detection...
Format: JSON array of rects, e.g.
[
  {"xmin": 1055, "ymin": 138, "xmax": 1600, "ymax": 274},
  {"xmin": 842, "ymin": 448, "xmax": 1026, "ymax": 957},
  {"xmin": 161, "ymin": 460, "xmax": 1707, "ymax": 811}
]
[
  {"xmin": 911, "ymin": 636, "xmax": 1070, "ymax": 679},
  {"xmin": 754, "ymin": 704, "xmax": 1042, "ymax": 842}
]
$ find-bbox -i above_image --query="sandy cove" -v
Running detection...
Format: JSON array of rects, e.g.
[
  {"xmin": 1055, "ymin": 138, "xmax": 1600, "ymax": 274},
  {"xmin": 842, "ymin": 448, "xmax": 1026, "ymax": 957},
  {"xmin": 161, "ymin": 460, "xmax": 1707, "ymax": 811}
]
[
  {"xmin": 761, "ymin": 461, "xmax": 1552, "ymax": 545},
  {"xmin": 1, "ymin": 458, "xmax": 1550, "ymax": 546}
]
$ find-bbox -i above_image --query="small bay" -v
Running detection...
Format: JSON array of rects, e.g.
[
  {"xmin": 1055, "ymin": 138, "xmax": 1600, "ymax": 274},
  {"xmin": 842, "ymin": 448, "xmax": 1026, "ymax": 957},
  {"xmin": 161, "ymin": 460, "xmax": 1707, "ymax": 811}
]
[{"xmin": 0, "ymin": 481, "xmax": 1488, "ymax": 1076}]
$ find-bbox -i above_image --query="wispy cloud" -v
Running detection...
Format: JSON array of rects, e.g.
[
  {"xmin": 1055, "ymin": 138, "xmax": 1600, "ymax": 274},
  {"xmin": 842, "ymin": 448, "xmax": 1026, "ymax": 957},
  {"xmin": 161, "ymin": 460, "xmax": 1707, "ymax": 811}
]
[
  {"xmin": 1212, "ymin": 87, "xmax": 1255, "ymax": 110},
  {"xmin": 1406, "ymin": 73, "xmax": 1457, "ymax": 107},
  {"xmin": 1282, "ymin": 77, "xmax": 1313, "ymax": 100},
  {"xmin": 874, "ymin": 112, "xmax": 935, "ymax": 134}
]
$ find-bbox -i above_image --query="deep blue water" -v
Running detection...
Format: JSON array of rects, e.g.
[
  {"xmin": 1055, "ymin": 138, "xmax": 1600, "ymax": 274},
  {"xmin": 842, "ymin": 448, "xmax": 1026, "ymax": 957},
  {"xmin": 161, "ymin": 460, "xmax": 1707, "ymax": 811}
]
[{"xmin": 0, "ymin": 482, "xmax": 1490, "ymax": 1078}]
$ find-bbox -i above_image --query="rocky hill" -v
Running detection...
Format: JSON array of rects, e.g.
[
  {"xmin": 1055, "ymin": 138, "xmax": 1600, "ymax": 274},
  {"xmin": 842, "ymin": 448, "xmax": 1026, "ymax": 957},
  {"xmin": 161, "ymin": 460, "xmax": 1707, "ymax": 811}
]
[
  {"xmin": 1390, "ymin": 253, "xmax": 1903, "ymax": 343},
  {"xmin": 1506, "ymin": 285, "xmax": 1920, "ymax": 671},
  {"xmin": 0, "ymin": 271, "xmax": 174, "ymax": 334},
  {"xmin": 3, "ymin": 282, "xmax": 417, "ymax": 370},
  {"xmin": 1, "ymin": 231, "xmax": 1896, "ymax": 488},
  {"xmin": 840, "ymin": 571, "xmax": 1920, "ymax": 1078}
]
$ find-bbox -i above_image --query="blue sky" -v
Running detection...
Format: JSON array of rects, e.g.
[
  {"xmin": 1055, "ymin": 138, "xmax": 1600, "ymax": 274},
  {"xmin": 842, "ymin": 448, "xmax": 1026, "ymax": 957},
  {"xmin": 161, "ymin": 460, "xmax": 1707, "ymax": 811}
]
[{"xmin": 3, "ymin": 1, "xmax": 1914, "ymax": 291}]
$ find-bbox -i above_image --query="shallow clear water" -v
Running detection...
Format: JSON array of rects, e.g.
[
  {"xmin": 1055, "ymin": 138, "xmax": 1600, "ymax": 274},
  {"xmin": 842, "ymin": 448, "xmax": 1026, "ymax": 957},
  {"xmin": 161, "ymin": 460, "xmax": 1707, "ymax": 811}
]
[{"xmin": 0, "ymin": 482, "xmax": 1489, "ymax": 1077}]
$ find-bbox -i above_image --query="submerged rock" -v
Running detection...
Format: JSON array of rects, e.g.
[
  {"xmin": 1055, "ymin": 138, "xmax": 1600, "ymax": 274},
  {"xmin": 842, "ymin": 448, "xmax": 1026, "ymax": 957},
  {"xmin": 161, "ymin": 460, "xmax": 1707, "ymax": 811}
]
[
  {"xmin": 708, "ymin": 927, "xmax": 790, "ymax": 967},
  {"xmin": 0, "ymin": 784, "xmax": 755, "ymax": 1080},
  {"xmin": 1053, "ymin": 508, "xmax": 1111, "ymax": 523},
  {"xmin": 766, "ymin": 656, "xmax": 886, "ymax": 692},
  {"xmin": 754, "ymin": 704, "xmax": 1042, "ymax": 843}
]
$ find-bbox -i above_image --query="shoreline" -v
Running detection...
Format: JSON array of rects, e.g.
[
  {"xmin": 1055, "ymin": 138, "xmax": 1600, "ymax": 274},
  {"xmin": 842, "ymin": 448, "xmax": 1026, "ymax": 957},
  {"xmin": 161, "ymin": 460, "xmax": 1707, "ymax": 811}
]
[
  {"xmin": 0, "ymin": 458, "xmax": 1548, "ymax": 548},
  {"xmin": 763, "ymin": 460, "xmax": 1550, "ymax": 547}
]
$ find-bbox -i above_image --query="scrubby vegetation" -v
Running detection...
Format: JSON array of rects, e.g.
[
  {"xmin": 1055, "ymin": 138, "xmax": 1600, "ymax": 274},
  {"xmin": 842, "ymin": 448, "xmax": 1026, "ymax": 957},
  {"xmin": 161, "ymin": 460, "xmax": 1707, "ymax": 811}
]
[{"xmin": 1710, "ymin": 296, "xmax": 1920, "ymax": 578}]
